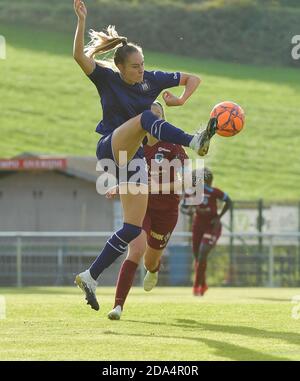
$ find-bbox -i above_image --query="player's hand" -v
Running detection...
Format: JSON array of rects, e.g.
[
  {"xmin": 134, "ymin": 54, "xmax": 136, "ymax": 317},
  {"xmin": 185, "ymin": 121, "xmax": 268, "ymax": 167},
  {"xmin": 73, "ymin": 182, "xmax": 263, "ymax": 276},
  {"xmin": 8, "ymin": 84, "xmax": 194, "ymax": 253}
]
[
  {"xmin": 74, "ymin": 0, "xmax": 87, "ymax": 21},
  {"xmin": 105, "ymin": 185, "xmax": 119, "ymax": 199},
  {"xmin": 162, "ymin": 91, "xmax": 184, "ymax": 107}
]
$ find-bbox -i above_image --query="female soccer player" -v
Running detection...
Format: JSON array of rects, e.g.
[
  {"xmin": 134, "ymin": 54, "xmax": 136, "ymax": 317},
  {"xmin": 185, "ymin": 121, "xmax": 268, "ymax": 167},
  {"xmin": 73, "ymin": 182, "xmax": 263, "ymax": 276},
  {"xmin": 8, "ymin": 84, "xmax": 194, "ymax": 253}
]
[
  {"xmin": 73, "ymin": 0, "xmax": 217, "ymax": 310},
  {"xmin": 107, "ymin": 102, "xmax": 189, "ymax": 320},
  {"xmin": 181, "ymin": 168, "xmax": 232, "ymax": 296}
]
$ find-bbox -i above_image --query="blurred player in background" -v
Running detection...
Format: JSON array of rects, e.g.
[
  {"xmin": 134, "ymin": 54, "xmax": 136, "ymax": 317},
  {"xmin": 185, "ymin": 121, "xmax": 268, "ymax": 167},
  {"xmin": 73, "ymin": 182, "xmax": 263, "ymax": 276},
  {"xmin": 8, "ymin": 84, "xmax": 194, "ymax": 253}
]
[
  {"xmin": 181, "ymin": 168, "xmax": 232, "ymax": 296},
  {"xmin": 106, "ymin": 102, "xmax": 190, "ymax": 320}
]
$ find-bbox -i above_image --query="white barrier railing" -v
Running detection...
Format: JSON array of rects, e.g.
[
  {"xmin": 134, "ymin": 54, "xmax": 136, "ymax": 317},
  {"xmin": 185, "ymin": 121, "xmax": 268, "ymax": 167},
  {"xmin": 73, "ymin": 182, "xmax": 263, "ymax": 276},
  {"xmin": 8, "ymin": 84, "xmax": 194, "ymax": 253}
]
[{"xmin": 0, "ymin": 232, "xmax": 299, "ymax": 288}]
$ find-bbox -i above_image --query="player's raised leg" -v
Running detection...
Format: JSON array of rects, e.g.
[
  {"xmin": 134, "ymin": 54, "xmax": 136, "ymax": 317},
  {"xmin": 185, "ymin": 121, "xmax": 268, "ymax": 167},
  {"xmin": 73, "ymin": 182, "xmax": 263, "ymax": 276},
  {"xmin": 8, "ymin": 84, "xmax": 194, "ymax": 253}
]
[{"xmin": 111, "ymin": 112, "xmax": 217, "ymax": 165}]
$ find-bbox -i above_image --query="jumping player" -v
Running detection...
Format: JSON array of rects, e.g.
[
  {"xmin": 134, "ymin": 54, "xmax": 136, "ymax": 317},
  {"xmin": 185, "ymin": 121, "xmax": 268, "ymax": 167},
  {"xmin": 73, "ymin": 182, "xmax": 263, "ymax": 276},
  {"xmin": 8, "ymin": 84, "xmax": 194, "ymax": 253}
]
[
  {"xmin": 181, "ymin": 168, "xmax": 232, "ymax": 296},
  {"xmin": 73, "ymin": 0, "xmax": 217, "ymax": 310},
  {"xmin": 107, "ymin": 102, "xmax": 189, "ymax": 320}
]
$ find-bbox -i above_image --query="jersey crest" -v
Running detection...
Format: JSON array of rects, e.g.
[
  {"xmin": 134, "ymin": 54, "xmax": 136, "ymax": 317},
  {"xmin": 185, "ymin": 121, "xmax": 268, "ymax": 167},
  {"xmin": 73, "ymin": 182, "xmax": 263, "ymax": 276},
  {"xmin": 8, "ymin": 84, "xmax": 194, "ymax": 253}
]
[
  {"xmin": 154, "ymin": 153, "xmax": 164, "ymax": 163},
  {"xmin": 140, "ymin": 80, "xmax": 151, "ymax": 92}
]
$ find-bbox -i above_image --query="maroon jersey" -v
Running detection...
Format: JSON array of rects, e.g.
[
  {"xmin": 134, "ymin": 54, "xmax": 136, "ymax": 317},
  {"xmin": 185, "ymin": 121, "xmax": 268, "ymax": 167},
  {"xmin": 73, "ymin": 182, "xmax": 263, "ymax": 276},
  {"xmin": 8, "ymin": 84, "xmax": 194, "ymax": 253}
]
[
  {"xmin": 194, "ymin": 184, "xmax": 228, "ymax": 223},
  {"xmin": 144, "ymin": 141, "xmax": 188, "ymax": 211}
]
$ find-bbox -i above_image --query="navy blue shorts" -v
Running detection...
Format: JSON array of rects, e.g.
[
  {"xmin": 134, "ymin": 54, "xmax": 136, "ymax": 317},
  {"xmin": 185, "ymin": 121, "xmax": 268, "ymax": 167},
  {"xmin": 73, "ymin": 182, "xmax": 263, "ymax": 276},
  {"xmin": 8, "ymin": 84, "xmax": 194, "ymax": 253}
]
[{"xmin": 96, "ymin": 133, "xmax": 148, "ymax": 185}]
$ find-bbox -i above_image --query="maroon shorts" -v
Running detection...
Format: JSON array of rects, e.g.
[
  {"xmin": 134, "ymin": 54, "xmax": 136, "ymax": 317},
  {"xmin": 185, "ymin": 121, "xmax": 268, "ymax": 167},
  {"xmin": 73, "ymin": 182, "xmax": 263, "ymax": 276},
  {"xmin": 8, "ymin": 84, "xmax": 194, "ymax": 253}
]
[
  {"xmin": 192, "ymin": 220, "xmax": 222, "ymax": 253},
  {"xmin": 142, "ymin": 207, "xmax": 178, "ymax": 250}
]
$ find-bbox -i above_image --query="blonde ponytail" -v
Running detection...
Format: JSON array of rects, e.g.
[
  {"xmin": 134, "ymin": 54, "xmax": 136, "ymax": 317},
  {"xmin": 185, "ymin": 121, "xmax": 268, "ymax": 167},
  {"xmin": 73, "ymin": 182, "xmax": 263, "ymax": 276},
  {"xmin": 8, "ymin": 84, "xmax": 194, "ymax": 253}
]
[
  {"xmin": 84, "ymin": 25, "xmax": 142, "ymax": 70},
  {"xmin": 84, "ymin": 25, "xmax": 127, "ymax": 59}
]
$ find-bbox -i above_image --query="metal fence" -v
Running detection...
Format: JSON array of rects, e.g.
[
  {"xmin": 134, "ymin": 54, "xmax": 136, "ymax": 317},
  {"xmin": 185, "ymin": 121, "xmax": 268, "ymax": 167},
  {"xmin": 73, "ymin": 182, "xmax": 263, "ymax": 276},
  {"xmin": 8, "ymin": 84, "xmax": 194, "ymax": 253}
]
[{"xmin": 0, "ymin": 232, "xmax": 299, "ymax": 288}]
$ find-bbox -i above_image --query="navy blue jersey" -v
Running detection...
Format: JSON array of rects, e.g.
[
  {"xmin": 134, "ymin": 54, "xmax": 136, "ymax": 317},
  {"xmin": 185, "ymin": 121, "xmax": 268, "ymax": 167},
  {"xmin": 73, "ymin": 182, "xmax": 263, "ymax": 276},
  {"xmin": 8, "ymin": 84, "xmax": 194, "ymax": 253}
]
[{"xmin": 87, "ymin": 65, "xmax": 180, "ymax": 136}]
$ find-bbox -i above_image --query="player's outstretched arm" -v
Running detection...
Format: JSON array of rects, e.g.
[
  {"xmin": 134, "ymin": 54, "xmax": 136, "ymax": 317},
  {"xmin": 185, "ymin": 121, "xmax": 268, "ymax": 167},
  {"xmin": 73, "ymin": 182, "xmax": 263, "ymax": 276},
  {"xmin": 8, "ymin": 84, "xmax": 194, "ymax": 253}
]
[
  {"xmin": 162, "ymin": 73, "xmax": 201, "ymax": 107},
  {"xmin": 73, "ymin": 0, "xmax": 96, "ymax": 75}
]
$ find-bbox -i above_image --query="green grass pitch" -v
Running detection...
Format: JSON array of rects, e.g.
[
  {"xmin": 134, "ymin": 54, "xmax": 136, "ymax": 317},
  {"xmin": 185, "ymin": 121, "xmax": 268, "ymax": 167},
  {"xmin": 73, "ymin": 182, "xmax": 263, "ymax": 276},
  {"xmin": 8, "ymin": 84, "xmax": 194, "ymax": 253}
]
[{"xmin": 0, "ymin": 287, "xmax": 299, "ymax": 361}]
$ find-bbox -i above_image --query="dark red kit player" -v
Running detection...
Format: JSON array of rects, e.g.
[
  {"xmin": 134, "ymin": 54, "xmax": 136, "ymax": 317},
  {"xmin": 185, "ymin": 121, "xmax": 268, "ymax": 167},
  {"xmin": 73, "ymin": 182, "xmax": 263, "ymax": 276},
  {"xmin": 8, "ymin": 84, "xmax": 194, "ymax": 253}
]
[{"xmin": 181, "ymin": 168, "xmax": 232, "ymax": 296}]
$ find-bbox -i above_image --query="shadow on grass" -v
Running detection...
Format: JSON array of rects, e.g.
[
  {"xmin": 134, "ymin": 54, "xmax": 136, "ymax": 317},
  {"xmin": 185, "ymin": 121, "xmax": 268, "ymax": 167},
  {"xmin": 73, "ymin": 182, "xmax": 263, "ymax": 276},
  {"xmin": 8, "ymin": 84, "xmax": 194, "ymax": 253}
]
[
  {"xmin": 103, "ymin": 330, "xmax": 290, "ymax": 361},
  {"xmin": 125, "ymin": 318, "xmax": 300, "ymax": 355},
  {"xmin": 178, "ymin": 320, "xmax": 300, "ymax": 349},
  {"xmin": 247, "ymin": 297, "xmax": 291, "ymax": 303}
]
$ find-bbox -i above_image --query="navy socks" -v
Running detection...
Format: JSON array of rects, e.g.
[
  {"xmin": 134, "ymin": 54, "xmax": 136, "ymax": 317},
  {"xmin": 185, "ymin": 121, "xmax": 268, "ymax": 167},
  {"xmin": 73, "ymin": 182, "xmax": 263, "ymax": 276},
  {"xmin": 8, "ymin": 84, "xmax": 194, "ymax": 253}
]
[
  {"xmin": 141, "ymin": 110, "xmax": 193, "ymax": 147},
  {"xmin": 89, "ymin": 223, "xmax": 141, "ymax": 280}
]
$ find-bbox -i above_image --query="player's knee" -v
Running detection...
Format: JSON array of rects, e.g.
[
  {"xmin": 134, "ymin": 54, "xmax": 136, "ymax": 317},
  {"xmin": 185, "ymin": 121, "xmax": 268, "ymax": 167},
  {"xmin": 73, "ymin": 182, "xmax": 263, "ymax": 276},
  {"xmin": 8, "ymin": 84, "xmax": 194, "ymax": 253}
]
[
  {"xmin": 140, "ymin": 110, "xmax": 159, "ymax": 132},
  {"xmin": 133, "ymin": 113, "xmax": 143, "ymax": 127}
]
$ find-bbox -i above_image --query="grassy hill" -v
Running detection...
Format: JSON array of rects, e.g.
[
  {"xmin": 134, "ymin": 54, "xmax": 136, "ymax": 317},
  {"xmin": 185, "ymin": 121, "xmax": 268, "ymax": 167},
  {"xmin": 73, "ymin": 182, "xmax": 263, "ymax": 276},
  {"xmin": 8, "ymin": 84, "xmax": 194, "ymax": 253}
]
[
  {"xmin": 0, "ymin": 24, "xmax": 300, "ymax": 201},
  {"xmin": 1, "ymin": 0, "xmax": 300, "ymax": 67}
]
